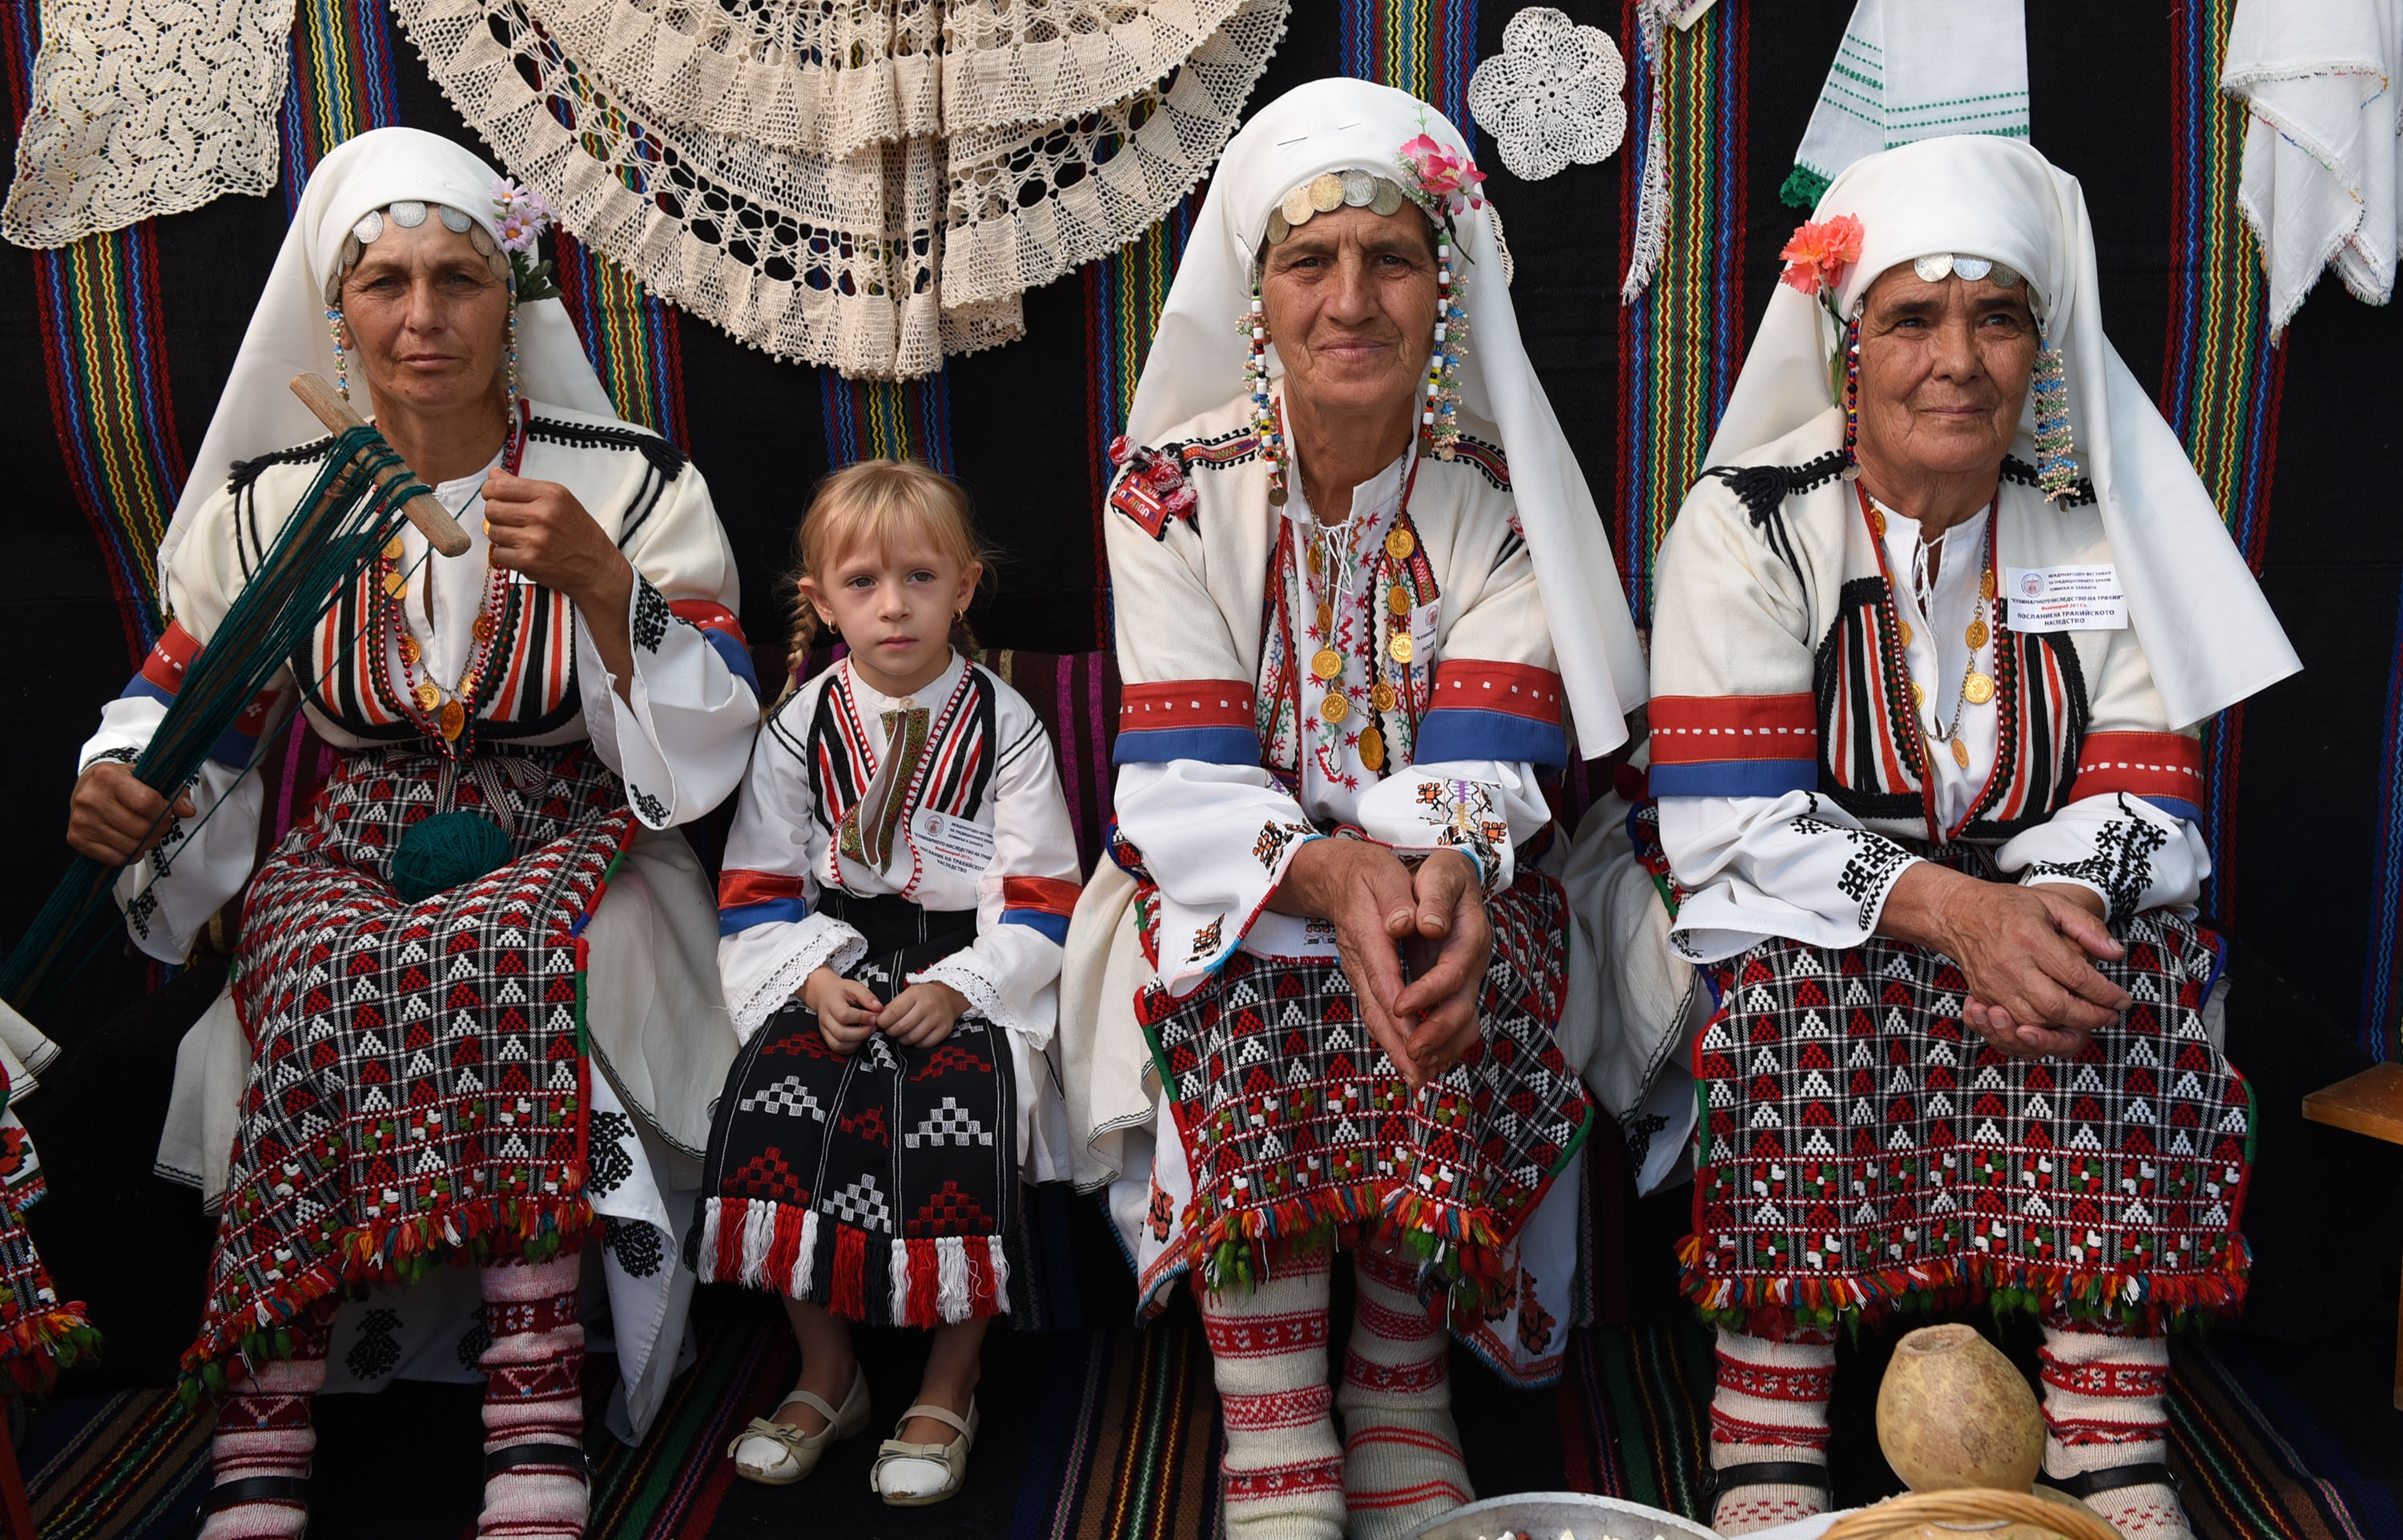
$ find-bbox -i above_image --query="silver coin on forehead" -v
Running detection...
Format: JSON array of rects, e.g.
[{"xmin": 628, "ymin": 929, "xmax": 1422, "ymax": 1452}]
[
  {"xmin": 1266, "ymin": 209, "xmax": 1292, "ymax": 244},
  {"xmin": 388, "ymin": 200, "xmax": 427, "ymax": 228},
  {"xmin": 437, "ymin": 204, "xmax": 473, "ymax": 234},
  {"xmin": 1913, "ymin": 252, "xmax": 1954, "ymax": 282},
  {"xmin": 1989, "ymin": 264, "xmax": 2023, "ymax": 288},
  {"xmin": 1341, "ymin": 170, "xmax": 1376, "ymax": 207},
  {"xmin": 352, "ymin": 210, "xmax": 384, "ymax": 244},
  {"xmin": 1370, "ymin": 179, "xmax": 1405, "ymax": 217},
  {"xmin": 1952, "ymin": 255, "xmax": 1994, "ymax": 280}
]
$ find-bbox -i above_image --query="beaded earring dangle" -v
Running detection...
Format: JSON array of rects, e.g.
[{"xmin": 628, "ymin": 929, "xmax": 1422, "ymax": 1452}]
[
  {"xmin": 505, "ymin": 278, "xmax": 521, "ymax": 428},
  {"xmin": 1839, "ymin": 315, "xmax": 1863, "ymax": 470},
  {"xmin": 328, "ymin": 306, "xmax": 350, "ymax": 404},
  {"xmin": 1423, "ymin": 227, "xmax": 1467, "ymax": 460},
  {"xmin": 2031, "ymin": 318, "xmax": 2078, "ymax": 501},
  {"xmin": 1246, "ymin": 266, "xmax": 1287, "ymax": 506}
]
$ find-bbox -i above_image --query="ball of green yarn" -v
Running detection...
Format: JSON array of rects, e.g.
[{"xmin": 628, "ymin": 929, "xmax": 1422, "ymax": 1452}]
[{"xmin": 391, "ymin": 811, "xmax": 512, "ymax": 903}]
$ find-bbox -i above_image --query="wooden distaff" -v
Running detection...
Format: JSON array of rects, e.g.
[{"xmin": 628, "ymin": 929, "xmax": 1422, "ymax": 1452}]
[{"xmin": 288, "ymin": 372, "xmax": 471, "ymax": 557}]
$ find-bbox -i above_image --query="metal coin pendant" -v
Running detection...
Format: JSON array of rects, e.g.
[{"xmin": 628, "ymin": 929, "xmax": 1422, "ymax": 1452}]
[
  {"xmin": 1965, "ymin": 618, "xmax": 1989, "ymax": 650},
  {"xmin": 439, "ymin": 700, "xmax": 467, "ymax": 740},
  {"xmin": 383, "ymin": 571, "xmax": 409, "ymax": 599},
  {"xmin": 414, "ymin": 682, "xmax": 443, "ymax": 713},
  {"xmin": 1358, "ymin": 726, "xmax": 1386, "ymax": 770},
  {"xmin": 1282, "ymin": 185, "xmax": 1316, "ymax": 226},
  {"xmin": 1898, "ymin": 619, "xmax": 1914, "ymax": 648},
  {"xmin": 1308, "ymin": 173, "xmax": 1346, "ymax": 212},
  {"xmin": 1320, "ymin": 691, "xmax": 1350, "ymax": 725},
  {"xmin": 1266, "ymin": 210, "xmax": 1292, "ymax": 244},
  {"xmin": 398, "ymin": 635, "xmax": 421, "ymax": 666},
  {"xmin": 1268, "ymin": 483, "xmax": 1288, "ymax": 506},
  {"xmin": 1950, "ymin": 736, "xmax": 1971, "ymax": 770},
  {"xmin": 1980, "ymin": 568, "xmax": 1996, "ymax": 600},
  {"xmin": 1384, "ymin": 526, "xmax": 1415, "ymax": 561},
  {"xmin": 383, "ymin": 536, "xmax": 405, "ymax": 561},
  {"xmin": 1315, "ymin": 602, "xmax": 1334, "ymax": 634},
  {"xmin": 1311, "ymin": 647, "xmax": 1344, "ymax": 681},
  {"xmin": 1963, "ymin": 671, "xmax": 1997, "ymax": 706},
  {"xmin": 1387, "ymin": 585, "xmax": 1411, "ymax": 616},
  {"xmin": 1910, "ymin": 680, "xmax": 1927, "ymax": 710},
  {"xmin": 1307, "ymin": 544, "xmax": 1325, "ymax": 575},
  {"xmin": 1388, "ymin": 633, "xmax": 1415, "ymax": 665},
  {"xmin": 1370, "ymin": 179, "xmax": 1405, "ymax": 216},
  {"xmin": 1371, "ymin": 680, "xmax": 1398, "ymax": 713}
]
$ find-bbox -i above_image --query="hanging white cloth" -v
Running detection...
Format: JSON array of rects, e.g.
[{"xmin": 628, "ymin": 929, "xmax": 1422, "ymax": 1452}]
[
  {"xmin": 1705, "ymin": 135, "xmax": 2299, "ymax": 730},
  {"xmin": 1124, "ymin": 75, "xmax": 1648, "ymax": 754},
  {"xmin": 1780, "ymin": 0, "xmax": 2031, "ymax": 211},
  {"xmin": 2222, "ymin": 0, "xmax": 2403, "ymax": 339}
]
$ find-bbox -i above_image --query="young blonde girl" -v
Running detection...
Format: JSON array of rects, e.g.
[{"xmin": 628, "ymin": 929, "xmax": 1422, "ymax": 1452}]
[{"xmin": 689, "ymin": 460, "xmax": 1081, "ymax": 1504}]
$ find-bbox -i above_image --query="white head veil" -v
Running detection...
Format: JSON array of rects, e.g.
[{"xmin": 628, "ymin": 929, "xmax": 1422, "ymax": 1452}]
[
  {"xmin": 1705, "ymin": 135, "xmax": 2299, "ymax": 731},
  {"xmin": 159, "ymin": 127, "xmax": 613, "ymax": 570},
  {"xmin": 1125, "ymin": 77, "xmax": 1648, "ymax": 754}
]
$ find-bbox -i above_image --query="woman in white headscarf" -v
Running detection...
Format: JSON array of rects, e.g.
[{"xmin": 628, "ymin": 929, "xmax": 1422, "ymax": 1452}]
[
  {"xmin": 1056, "ymin": 78, "xmax": 1647, "ymax": 1540},
  {"xmin": 1588, "ymin": 135, "xmax": 2295, "ymax": 1537},
  {"xmin": 61, "ymin": 127, "xmax": 758, "ymax": 1538}
]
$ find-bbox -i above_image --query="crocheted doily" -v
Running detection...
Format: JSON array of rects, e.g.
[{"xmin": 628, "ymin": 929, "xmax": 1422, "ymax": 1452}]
[
  {"xmin": 2, "ymin": 0, "xmax": 292, "ymax": 248},
  {"xmin": 1467, "ymin": 6, "xmax": 1626, "ymax": 183},
  {"xmin": 516, "ymin": 0, "xmax": 1262, "ymax": 155},
  {"xmin": 395, "ymin": 0, "xmax": 1287, "ymax": 376}
]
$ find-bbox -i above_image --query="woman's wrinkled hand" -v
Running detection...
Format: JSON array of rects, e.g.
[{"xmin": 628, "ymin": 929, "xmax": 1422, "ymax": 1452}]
[
  {"xmin": 482, "ymin": 470, "xmax": 632, "ymax": 614},
  {"xmin": 1390, "ymin": 849, "xmax": 1491, "ymax": 1084},
  {"xmin": 67, "ymin": 761, "xmax": 192, "ymax": 866},
  {"xmin": 1879, "ymin": 862, "xmax": 2129, "ymax": 1060},
  {"xmin": 800, "ymin": 967, "xmax": 881, "ymax": 1055}
]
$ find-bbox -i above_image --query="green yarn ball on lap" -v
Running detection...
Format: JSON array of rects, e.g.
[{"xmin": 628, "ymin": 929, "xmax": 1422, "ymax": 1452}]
[{"xmin": 391, "ymin": 811, "xmax": 513, "ymax": 903}]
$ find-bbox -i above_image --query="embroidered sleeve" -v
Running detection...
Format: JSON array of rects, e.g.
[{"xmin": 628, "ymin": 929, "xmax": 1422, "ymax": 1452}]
[
  {"xmin": 716, "ymin": 701, "xmax": 866, "ymax": 1040},
  {"xmin": 576, "ymin": 464, "xmax": 759, "ymax": 829}
]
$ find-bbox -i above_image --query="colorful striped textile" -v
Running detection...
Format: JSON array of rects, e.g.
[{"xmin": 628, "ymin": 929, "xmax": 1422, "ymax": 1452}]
[
  {"xmin": 1613, "ymin": 0, "xmax": 1749, "ymax": 625},
  {"xmin": 556, "ymin": 237, "xmax": 690, "ymax": 446},
  {"xmin": 819, "ymin": 371, "xmax": 956, "ymax": 473},
  {"xmin": 1341, "ymin": 0, "xmax": 1482, "ymax": 134},
  {"xmin": 21, "ymin": 1386, "xmax": 207, "ymax": 1539},
  {"xmin": 2161, "ymin": 0, "xmax": 2286, "ymax": 943},
  {"xmin": 277, "ymin": 0, "xmax": 402, "ymax": 207}
]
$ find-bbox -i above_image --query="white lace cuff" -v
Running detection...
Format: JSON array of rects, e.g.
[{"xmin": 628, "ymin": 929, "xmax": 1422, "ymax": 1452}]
[
  {"xmin": 908, "ymin": 947, "xmax": 1043, "ymax": 1045},
  {"xmin": 728, "ymin": 918, "xmax": 867, "ymax": 1044}
]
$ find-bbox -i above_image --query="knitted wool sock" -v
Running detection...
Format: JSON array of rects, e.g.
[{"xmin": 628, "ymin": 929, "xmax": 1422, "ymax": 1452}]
[
  {"xmin": 1197, "ymin": 1253, "xmax": 1346, "ymax": 1540},
  {"xmin": 1708, "ymin": 1327, "xmax": 1836, "ymax": 1538},
  {"xmin": 2039, "ymin": 1325, "xmax": 2192, "ymax": 1539},
  {"xmin": 477, "ymin": 1253, "xmax": 588, "ymax": 1539},
  {"xmin": 198, "ymin": 1313, "xmax": 333, "ymax": 1540},
  {"xmin": 1337, "ymin": 1247, "xmax": 1470, "ymax": 1539}
]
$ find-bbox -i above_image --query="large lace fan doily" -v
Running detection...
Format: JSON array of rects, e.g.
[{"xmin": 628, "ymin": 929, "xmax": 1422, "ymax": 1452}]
[
  {"xmin": 395, "ymin": 0, "xmax": 1288, "ymax": 376},
  {"xmin": 513, "ymin": 0, "xmax": 1265, "ymax": 155},
  {"xmin": 3, "ymin": 0, "xmax": 294, "ymax": 248}
]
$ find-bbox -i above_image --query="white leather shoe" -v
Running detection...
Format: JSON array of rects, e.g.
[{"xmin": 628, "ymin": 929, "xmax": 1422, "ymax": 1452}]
[
  {"xmin": 728, "ymin": 1365, "xmax": 870, "ymax": 1486},
  {"xmin": 870, "ymin": 1400, "xmax": 978, "ymax": 1506}
]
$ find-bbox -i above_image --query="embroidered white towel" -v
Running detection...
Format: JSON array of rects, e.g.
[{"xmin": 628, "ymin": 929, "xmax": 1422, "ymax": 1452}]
[
  {"xmin": 2223, "ymin": 0, "xmax": 2401, "ymax": 339},
  {"xmin": 1780, "ymin": 0, "xmax": 2031, "ymax": 210}
]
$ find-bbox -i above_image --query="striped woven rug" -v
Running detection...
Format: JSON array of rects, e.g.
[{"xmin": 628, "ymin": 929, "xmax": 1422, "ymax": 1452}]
[{"xmin": 27, "ymin": 1305, "xmax": 2395, "ymax": 1538}]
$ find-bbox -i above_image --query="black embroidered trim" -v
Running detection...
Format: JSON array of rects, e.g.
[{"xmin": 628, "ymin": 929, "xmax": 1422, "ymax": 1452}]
[
  {"xmin": 630, "ymin": 786, "xmax": 670, "ymax": 824},
  {"xmin": 88, "ymin": 746, "xmax": 139, "ymax": 766},
  {"xmin": 227, "ymin": 436, "xmax": 338, "ymax": 493},
  {"xmin": 1450, "ymin": 432, "xmax": 1511, "ymax": 493},
  {"xmin": 1793, "ymin": 811, "xmax": 1918, "ymax": 932},
  {"xmin": 455, "ymin": 1307, "xmax": 490, "ymax": 1373},
  {"xmin": 2024, "ymin": 797, "xmax": 2169, "ymax": 926},
  {"xmin": 605, "ymin": 1215, "xmax": 664, "ymax": 1279},
  {"xmin": 345, "ymin": 1309, "xmax": 402, "ymax": 1381},
  {"xmin": 1163, "ymin": 423, "xmax": 1264, "ymax": 471},
  {"xmin": 2001, "ymin": 454, "xmax": 2095, "ymax": 508},
  {"xmin": 630, "ymin": 578, "xmax": 670, "ymax": 652},
  {"xmin": 1702, "ymin": 451, "xmax": 1846, "ymax": 574},
  {"xmin": 588, "ymin": 1111, "xmax": 635, "ymax": 1195},
  {"xmin": 527, "ymin": 416, "xmax": 687, "ymax": 479}
]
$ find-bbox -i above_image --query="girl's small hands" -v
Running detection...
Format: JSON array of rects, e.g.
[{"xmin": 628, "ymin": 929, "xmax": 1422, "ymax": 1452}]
[
  {"xmin": 799, "ymin": 967, "xmax": 880, "ymax": 1054},
  {"xmin": 879, "ymin": 981, "xmax": 969, "ymax": 1047}
]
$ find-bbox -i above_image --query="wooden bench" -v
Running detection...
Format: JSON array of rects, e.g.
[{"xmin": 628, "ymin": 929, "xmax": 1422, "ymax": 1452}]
[{"xmin": 2300, "ymin": 1064, "xmax": 2403, "ymax": 1409}]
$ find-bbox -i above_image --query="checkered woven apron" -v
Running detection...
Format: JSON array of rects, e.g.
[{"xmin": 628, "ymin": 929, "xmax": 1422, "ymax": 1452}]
[
  {"xmin": 1682, "ymin": 910, "xmax": 2252, "ymax": 1337},
  {"xmin": 688, "ymin": 891, "xmax": 1028, "ymax": 1328},
  {"xmin": 1139, "ymin": 870, "xmax": 1592, "ymax": 1301},
  {"xmin": 189, "ymin": 743, "xmax": 632, "ymax": 1385}
]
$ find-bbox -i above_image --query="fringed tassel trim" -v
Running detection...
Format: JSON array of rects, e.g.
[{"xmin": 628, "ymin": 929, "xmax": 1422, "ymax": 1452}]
[
  {"xmin": 1676, "ymin": 1231, "xmax": 2252, "ymax": 1339},
  {"xmin": 0, "ymin": 1302, "xmax": 99, "ymax": 1394},
  {"xmin": 179, "ymin": 1192, "xmax": 593, "ymax": 1402},
  {"xmin": 690, "ymin": 1196, "xmax": 1008, "ymax": 1328},
  {"xmin": 1186, "ymin": 1179, "xmax": 1517, "ymax": 1307}
]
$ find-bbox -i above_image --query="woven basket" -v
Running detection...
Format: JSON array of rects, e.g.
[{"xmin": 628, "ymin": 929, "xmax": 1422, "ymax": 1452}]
[{"xmin": 1819, "ymin": 1490, "xmax": 2122, "ymax": 1540}]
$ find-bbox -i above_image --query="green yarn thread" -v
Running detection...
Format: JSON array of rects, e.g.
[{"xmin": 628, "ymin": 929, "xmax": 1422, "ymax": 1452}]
[
  {"xmin": 1779, "ymin": 163, "xmax": 1832, "ymax": 211},
  {"xmin": 391, "ymin": 812, "xmax": 511, "ymax": 903}
]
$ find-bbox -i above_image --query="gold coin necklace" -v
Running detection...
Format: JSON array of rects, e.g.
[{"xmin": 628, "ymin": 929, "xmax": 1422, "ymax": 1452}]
[
  {"xmin": 1298, "ymin": 453, "xmax": 1423, "ymax": 782},
  {"xmin": 1901, "ymin": 507, "xmax": 1996, "ymax": 772},
  {"xmin": 384, "ymin": 420, "xmax": 523, "ymax": 751}
]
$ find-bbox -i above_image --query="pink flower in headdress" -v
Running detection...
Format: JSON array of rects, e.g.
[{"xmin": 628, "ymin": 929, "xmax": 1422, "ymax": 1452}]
[
  {"xmin": 1778, "ymin": 213, "xmax": 1864, "ymax": 296},
  {"xmin": 490, "ymin": 178, "xmax": 554, "ymax": 254},
  {"xmin": 1399, "ymin": 132, "xmax": 1488, "ymax": 212}
]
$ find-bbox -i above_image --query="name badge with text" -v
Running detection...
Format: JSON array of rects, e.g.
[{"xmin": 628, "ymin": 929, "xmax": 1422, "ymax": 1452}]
[{"xmin": 2002, "ymin": 564, "xmax": 2127, "ymax": 633}]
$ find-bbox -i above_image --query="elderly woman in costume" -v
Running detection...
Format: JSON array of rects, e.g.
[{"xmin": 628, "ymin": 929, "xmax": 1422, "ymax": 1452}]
[
  {"xmin": 1581, "ymin": 137, "xmax": 2296, "ymax": 1538},
  {"xmin": 62, "ymin": 128, "xmax": 757, "ymax": 1538},
  {"xmin": 1060, "ymin": 79, "xmax": 1647, "ymax": 1540}
]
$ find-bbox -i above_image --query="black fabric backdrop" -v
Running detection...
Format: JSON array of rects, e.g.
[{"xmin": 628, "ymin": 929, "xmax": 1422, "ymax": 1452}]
[{"xmin": 2, "ymin": 1, "xmax": 2395, "ymax": 1052}]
